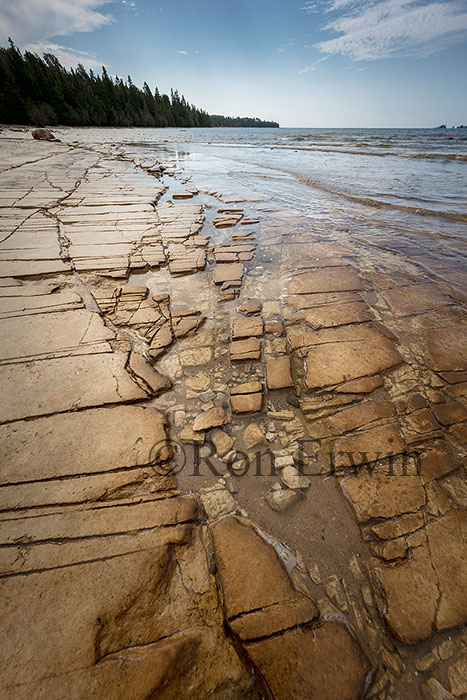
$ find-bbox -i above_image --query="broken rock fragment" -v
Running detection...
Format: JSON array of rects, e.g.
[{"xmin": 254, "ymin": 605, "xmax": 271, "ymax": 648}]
[
  {"xmin": 266, "ymin": 356, "xmax": 293, "ymax": 390},
  {"xmin": 230, "ymin": 382, "xmax": 263, "ymax": 414},
  {"xmin": 265, "ymin": 488, "xmax": 304, "ymax": 512},
  {"xmin": 230, "ymin": 337, "xmax": 261, "ymax": 362},
  {"xmin": 128, "ymin": 350, "xmax": 171, "ymax": 395},
  {"xmin": 213, "ymin": 263, "xmax": 244, "ymax": 285},
  {"xmin": 231, "ymin": 316, "xmax": 263, "ymax": 339},
  {"xmin": 193, "ymin": 406, "xmax": 228, "ymax": 432},
  {"xmin": 238, "ymin": 299, "xmax": 262, "ymax": 315}
]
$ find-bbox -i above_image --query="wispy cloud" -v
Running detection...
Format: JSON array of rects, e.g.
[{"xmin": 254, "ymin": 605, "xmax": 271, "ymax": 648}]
[
  {"xmin": 0, "ymin": 0, "xmax": 113, "ymax": 46},
  {"xmin": 299, "ymin": 65, "xmax": 316, "ymax": 73},
  {"xmin": 312, "ymin": 0, "xmax": 467, "ymax": 60},
  {"xmin": 177, "ymin": 49, "xmax": 187, "ymax": 54},
  {"xmin": 24, "ymin": 42, "xmax": 103, "ymax": 70},
  {"xmin": 0, "ymin": 0, "xmax": 113, "ymax": 68}
]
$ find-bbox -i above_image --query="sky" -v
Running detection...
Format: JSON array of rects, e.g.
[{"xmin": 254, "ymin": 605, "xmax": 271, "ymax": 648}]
[{"xmin": 1, "ymin": 0, "xmax": 467, "ymax": 127}]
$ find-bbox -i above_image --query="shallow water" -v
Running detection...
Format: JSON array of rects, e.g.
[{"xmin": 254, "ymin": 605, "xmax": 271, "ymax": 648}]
[{"xmin": 64, "ymin": 126, "xmax": 467, "ymax": 287}]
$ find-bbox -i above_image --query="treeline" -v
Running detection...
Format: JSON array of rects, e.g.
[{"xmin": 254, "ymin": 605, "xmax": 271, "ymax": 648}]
[{"xmin": 0, "ymin": 41, "xmax": 279, "ymax": 129}]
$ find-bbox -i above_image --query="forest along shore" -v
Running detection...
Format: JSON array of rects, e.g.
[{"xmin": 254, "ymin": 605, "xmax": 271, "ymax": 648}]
[{"xmin": 0, "ymin": 127, "xmax": 466, "ymax": 700}]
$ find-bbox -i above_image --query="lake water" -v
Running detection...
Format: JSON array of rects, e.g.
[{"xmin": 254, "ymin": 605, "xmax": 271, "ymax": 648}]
[{"xmin": 67, "ymin": 126, "xmax": 467, "ymax": 288}]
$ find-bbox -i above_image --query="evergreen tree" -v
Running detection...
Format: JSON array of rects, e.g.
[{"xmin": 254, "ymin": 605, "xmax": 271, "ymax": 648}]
[{"xmin": 0, "ymin": 42, "xmax": 279, "ymax": 128}]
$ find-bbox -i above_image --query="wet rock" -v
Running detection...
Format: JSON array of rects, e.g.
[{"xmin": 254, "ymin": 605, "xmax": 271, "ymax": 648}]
[
  {"xmin": 213, "ymin": 213, "xmax": 243, "ymax": 228},
  {"xmin": 230, "ymin": 337, "xmax": 261, "ymax": 362},
  {"xmin": 266, "ymin": 356, "xmax": 293, "ymax": 390},
  {"xmin": 179, "ymin": 347, "xmax": 212, "ymax": 366},
  {"xmin": 230, "ymin": 382, "xmax": 263, "ymax": 414},
  {"xmin": 280, "ymin": 466, "xmax": 310, "ymax": 489},
  {"xmin": 448, "ymin": 655, "xmax": 467, "ymax": 696},
  {"xmin": 333, "ymin": 422, "xmax": 406, "ymax": 467},
  {"xmin": 242, "ymin": 423, "xmax": 266, "ymax": 449},
  {"xmin": 342, "ymin": 473, "xmax": 425, "ymax": 522},
  {"xmin": 185, "ymin": 373, "xmax": 211, "ymax": 391},
  {"xmin": 238, "ymin": 299, "xmax": 262, "ymax": 315},
  {"xmin": 382, "ymin": 283, "xmax": 451, "ymax": 317},
  {"xmin": 419, "ymin": 442, "xmax": 458, "ymax": 483},
  {"xmin": 172, "ymin": 190, "xmax": 195, "ymax": 200},
  {"xmin": 267, "ymin": 410, "xmax": 294, "ymax": 421},
  {"xmin": 304, "ymin": 326, "xmax": 402, "ymax": 390},
  {"xmin": 265, "ymin": 487, "xmax": 304, "ymax": 512},
  {"xmin": 246, "ymin": 621, "xmax": 370, "ymax": 700},
  {"xmin": 432, "ymin": 401, "xmax": 467, "ymax": 426},
  {"xmin": 213, "ymin": 263, "xmax": 244, "ymax": 285},
  {"xmin": 424, "ymin": 677, "xmax": 456, "ymax": 700},
  {"xmin": 179, "ymin": 424, "xmax": 205, "ymax": 444},
  {"xmin": 425, "ymin": 327, "xmax": 467, "ymax": 372},
  {"xmin": 368, "ymin": 511, "xmax": 425, "ymax": 540},
  {"xmin": 232, "ymin": 316, "xmax": 263, "ymax": 339},
  {"xmin": 209, "ymin": 516, "xmax": 318, "ymax": 628},
  {"xmin": 335, "ymin": 375, "xmax": 384, "ymax": 394},
  {"xmin": 32, "ymin": 128, "xmax": 55, "ymax": 140},
  {"xmin": 128, "ymin": 350, "xmax": 171, "ymax": 395},
  {"xmin": 287, "ymin": 267, "xmax": 363, "ymax": 295},
  {"xmin": 192, "ymin": 406, "xmax": 228, "ymax": 432},
  {"xmin": 200, "ymin": 484, "xmax": 236, "ymax": 520},
  {"xmin": 302, "ymin": 301, "xmax": 372, "ymax": 330},
  {"xmin": 374, "ymin": 511, "xmax": 467, "ymax": 644},
  {"xmin": 211, "ymin": 429, "xmax": 234, "ymax": 457},
  {"xmin": 307, "ymin": 400, "xmax": 395, "ymax": 439}
]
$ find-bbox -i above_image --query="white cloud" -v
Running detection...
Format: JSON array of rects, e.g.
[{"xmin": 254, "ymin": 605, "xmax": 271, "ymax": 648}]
[
  {"xmin": 177, "ymin": 49, "xmax": 188, "ymax": 54},
  {"xmin": 122, "ymin": 0, "xmax": 137, "ymax": 12},
  {"xmin": 24, "ymin": 42, "xmax": 103, "ymax": 70},
  {"xmin": 300, "ymin": 65, "xmax": 316, "ymax": 73},
  {"xmin": 0, "ymin": 0, "xmax": 113, "ymax": 46},
  {"xmin": 314, "ymin": 0, "xmax": 467, "ymax": 60}
]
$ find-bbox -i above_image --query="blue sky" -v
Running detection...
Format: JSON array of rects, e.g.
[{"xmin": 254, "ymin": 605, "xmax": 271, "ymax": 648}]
[{"xmin": 1, "ymin": 0, "xmax": 467, "ymax": 127}]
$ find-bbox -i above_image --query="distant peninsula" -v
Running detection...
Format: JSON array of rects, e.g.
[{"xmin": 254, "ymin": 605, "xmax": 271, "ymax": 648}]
[{"xmin": 0, "ymin": 41, "xmax": 279, "ymax": 129}]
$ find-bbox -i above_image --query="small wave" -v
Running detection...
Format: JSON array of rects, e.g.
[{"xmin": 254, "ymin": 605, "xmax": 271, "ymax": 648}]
[
  {"xmin": 267, "ymin": 144, "xmax": 467, "ymax": 161},
  {"xmin": 295, "ymin": 175, "xmax": 467, "ymax": 223}
]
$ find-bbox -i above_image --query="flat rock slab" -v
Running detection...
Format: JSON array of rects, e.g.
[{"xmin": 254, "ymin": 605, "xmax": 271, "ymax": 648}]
[
  {"xmin": 302, "ymin": 301, "xmax": 372, "ymax": 329},
  {"xmin": 0, "ymin": 309, "xmax": 114, "ymax": 362},
  {"xmin": 246, "ymin": 621, "xmax": 370, "ymax": 700},
  {"xmin": 213, "ymin": 263, "xmax": 244, "ymax": 285},
  {"xmin": 210, "ymin": 516, "xmax": 318, "ymax": 625},
  {"xmin": 0, "ymin": 352, "xmax": 147, "ymax": 422},
  {"xmin": 287, "ymin": 268, "xmax": 363, "ymax": 295},
  {"xmin": 382, "ymin": 283, "xmax": 452, "ymax": 317},
  {"xmin": 341, "ymin": 473, "xmax": 426, "ymax": 522},
  {"xmin": 0, "ymin": 405, "xmax": 168, "ymax": 485},
  {"xmin": 307, "ymin": 400, "xmax": 395, "ymax": 439},
  {"xmin": 304, "ymin": 327, "xmax": 402, "ymax": 390},
  {"xmin": 230, "ymin": 337, "xmax": 261, "ymax": 362},
  {"xmin": 333, "ymin": 423, "xmax": 406, "ymax": 467},
  {"xmin": 213, "ymin": 214, "xmax": 243, "ymax": 228},
  {"xmin": 232, "ymin": 316, "xmax": 263, "ymax": 339},
  {"xmin": 425, "ymin": 326, "xmax": 467, "ymax": 372},
  {"xmin": 266, "ymin": 356, "xmax": 293, "ymax": 390},
  {"xmin": 374, "ymin": 511, "xmax": 467, "ymax": 644},
  {"xmin": 0, "ymin": 535, "xmax": 253, "ymax": 699},
  {"xmin": 231, "ymin": 391, "xmax": 263, "ymax": 414}
]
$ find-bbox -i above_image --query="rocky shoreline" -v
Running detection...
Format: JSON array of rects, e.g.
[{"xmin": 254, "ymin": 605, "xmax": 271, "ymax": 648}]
[{"xmin": 0, "ymin": 128, "xmax": 466, "ymax": 699}]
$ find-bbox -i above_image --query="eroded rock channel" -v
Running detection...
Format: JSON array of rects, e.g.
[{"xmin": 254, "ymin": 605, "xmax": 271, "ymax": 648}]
[{"xmin": 0, "ymin": 129, "xmax": 466, "ymax": 699}]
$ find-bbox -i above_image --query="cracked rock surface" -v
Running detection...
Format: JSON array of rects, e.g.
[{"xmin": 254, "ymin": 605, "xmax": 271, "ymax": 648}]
[{"xmin": 1, "ymin": 128, "xmax": 466, "ymax": 700}]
